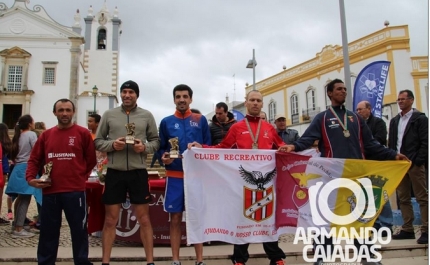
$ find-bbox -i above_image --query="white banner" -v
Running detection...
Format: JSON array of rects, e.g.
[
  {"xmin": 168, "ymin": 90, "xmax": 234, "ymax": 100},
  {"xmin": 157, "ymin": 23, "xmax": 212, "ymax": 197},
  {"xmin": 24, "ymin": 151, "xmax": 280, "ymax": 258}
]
[{"xmin": 183, "ymin": 148, "xmax": 295, "ymax": 244}]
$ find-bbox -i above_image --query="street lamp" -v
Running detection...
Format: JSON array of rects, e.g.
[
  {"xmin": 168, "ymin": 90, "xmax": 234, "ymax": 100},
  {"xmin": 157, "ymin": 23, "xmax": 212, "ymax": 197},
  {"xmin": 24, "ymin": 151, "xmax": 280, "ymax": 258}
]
[
  {"xmin": 92, "ymin": 85, "xmax": 98, "ymax": 113},
  {"xmin": 246, "ymin": 49, "xmax": 257, "ymax": 91}
]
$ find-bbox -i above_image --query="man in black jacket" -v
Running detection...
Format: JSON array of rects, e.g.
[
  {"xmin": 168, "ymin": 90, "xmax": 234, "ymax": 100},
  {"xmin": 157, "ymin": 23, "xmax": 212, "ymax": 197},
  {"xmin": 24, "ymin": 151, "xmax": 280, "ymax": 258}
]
[
  {"xmin": 209, "ymin": 102, "xmax": 236, "ymax": 144},
  {"xmin": 357, "ymin": 100, "xmax": 392, "ymax": 236},
  {"xmin": 388, "ymin": 89, "xmax": 428, "ymax": 244}
]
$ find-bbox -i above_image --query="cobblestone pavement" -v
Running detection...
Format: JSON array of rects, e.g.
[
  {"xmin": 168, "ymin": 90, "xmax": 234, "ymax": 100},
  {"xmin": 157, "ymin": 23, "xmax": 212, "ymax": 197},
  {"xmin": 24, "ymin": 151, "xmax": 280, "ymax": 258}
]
[
  {"xmin": 0, "ymin": 193, "xmax": 296, "ymax": 248},
  {"xmin": 1, "ymin": 192, "xmax": 418, "ymax": 249},
  {"xmin": 0, "ymin": 193, "xmax": 148, "ymax": 248}
]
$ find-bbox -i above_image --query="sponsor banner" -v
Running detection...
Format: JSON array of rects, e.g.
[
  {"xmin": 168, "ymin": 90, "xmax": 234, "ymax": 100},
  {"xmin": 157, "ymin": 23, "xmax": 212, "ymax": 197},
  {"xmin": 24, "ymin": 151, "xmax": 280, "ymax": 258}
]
[{"xmin": 352, "ymin": 61, "xmax": 391, "ymax": 118}]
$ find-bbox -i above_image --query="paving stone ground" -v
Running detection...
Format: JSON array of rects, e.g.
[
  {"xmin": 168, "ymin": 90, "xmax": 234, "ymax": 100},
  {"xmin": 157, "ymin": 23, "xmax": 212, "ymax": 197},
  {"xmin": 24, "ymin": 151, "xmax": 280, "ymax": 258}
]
[
  {"xmin": 0, "ymin": 193, "xmax": 299, "ymax": 248},
  {"xmin": 1, "ymin": 191, "xmax": 420, "ymax": 249}
]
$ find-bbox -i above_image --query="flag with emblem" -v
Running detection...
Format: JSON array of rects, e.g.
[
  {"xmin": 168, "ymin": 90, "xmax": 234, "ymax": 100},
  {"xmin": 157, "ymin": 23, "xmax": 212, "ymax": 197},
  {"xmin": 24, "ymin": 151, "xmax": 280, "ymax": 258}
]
[
  {"xmin": 183, "ymin": 148, "xmax": 295, "ymax": 244},
  {"xmin": 275, "ymin": 152, "xmax": 411, "ymax": 233}
]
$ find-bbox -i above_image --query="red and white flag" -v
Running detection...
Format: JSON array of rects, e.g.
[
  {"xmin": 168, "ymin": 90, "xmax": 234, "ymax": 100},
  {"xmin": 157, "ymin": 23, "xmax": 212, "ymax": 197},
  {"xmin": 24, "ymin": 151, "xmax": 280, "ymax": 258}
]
[{"xmin": 183, "ymin": 148, "xmax": 296, "ymax": 244}]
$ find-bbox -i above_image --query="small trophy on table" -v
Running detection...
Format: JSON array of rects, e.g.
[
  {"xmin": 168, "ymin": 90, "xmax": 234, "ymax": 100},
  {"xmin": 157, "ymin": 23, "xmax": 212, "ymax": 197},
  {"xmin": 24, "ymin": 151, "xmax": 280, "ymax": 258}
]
[
  {"xmin": 40, "ymin": 161, "xmax": 53, "ymax": 183},
  {"xmin": 168, "ymin": 137, "xmax": 180, "ymax": 159},
  {"xmin": 125, "ymin": 123, "xmax": 136, "ymax": 144}
]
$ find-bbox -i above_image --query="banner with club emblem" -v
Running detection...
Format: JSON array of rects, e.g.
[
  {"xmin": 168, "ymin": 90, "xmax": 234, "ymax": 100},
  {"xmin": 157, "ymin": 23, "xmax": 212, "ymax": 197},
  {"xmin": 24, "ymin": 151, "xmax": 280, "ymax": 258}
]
[
  {"xmin": 275, "ymin": 152, "xmax": 411, "ymax": 233},
  {"xmin": 183, "ymin": 148, "xmax": 296, "ymax": 244}
]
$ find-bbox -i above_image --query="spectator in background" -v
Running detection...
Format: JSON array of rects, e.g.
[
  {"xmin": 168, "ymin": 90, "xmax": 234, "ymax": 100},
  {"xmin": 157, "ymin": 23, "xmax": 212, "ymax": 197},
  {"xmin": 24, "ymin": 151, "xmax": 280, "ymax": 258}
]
[
  {"xmin": 87, "ymin": 114, "xmax": 101, "ymax": 140},
  {"xmin": 260, "ymin": 111, "xmax": 267, "ymax": 120},
  {"xmin": 274, "ymin": 114, "xmax": 300, "ymax": 144},
  {"xmin": 191, "ymin": 108, "xmax": 201, "ymax": 114},
  {"xmin": 33, "ymin": 122, "xmax": 46, "ymax": 137},
  {"xmin": 388, "ymin": 90, "xmax": 428, "ymax": 244},
  {"xmin": 6, "ymin": 115, "xmax": 41, "ymax": 238},
  {"xmin": 209, "ymin": 102, "xmax": 237, "ymax": 145},
  {"xmin": 0, "ymin": 123, "xmax": 12, "ymax": 225},
  {"xmin": 356, "ymin": 100, "xmax": 393, "ymax": 236}
]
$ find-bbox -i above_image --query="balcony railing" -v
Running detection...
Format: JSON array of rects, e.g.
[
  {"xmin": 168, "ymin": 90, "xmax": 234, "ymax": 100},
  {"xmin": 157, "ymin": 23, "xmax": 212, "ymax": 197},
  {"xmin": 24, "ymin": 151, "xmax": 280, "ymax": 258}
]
[
  {"xmin": 6, "ymin": 84, "xmax": 22, "ymax": 92},
  {"xmin": 291, "ymin": 113, "xmax": 299, "ymax": 124},
  {"xmin": 302, "ymin": 107, "xmax": 321, "ymax": 122}
]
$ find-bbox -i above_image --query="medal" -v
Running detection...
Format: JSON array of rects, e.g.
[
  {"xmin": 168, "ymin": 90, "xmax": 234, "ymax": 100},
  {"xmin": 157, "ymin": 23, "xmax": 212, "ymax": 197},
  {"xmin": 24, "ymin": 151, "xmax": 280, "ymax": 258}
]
[
  {"xmin": 329, "ymin": 106, "xmax": 350, "ymax": 138},
  {"xmin": 245, "ymin": 117, "xmax": 262, "ymax": 150},
  {"xmin": 343, "ymin": 130, "xmax": 350, "ymax": 138}
]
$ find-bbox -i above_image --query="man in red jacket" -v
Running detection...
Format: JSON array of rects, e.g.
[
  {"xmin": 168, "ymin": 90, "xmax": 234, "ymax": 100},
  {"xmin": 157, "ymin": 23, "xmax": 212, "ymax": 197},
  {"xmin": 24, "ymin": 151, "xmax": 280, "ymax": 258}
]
[
  {"xmin": 26, "ymin": 98, "xmax": 96, "ymax": 265},
  {"xmin": 188, "ymin": 90, "xmax": 286, "ymax": 265}
]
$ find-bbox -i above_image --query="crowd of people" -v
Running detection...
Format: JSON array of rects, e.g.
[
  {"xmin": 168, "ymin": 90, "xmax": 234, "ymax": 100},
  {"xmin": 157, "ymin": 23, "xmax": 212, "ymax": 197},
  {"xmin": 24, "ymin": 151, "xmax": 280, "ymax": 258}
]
[{"xmin": 0, "ymin": 78, "xmax": 427, "ymax": 265}]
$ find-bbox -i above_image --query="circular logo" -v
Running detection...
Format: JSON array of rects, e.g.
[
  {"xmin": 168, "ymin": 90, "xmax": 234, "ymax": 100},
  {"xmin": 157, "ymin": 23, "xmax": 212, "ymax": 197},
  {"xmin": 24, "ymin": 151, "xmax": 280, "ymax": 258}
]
[
  {"xmin": 311, "ymin": 178, "xmax": 376, "ymax": 225},
  {"xmin": 296, "ymin": 190, "xmax": 306, "ymax": 200}
]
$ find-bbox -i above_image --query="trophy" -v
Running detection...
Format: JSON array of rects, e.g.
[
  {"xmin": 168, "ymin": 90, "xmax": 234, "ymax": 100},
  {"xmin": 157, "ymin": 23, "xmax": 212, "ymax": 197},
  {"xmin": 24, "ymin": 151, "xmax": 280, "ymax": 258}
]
[
  {"xmin": 125, "ymin": 123, "xmax": 136, "ymax": 144},
  {"xmin": 168, "ymin": 137, "xmax": 180, "ymax": 159},
  {"xmin": 40, "ymin": 161, "xmax": 53, "ymax": 183}
]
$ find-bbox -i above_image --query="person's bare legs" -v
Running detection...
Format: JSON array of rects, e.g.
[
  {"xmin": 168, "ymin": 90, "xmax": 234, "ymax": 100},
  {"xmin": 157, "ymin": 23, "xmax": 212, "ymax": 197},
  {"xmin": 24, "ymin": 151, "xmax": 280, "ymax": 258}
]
[
  {"xmin": 170, "ymin": 212, "xmax": 183, "ymax": 261},
  {"xmin": 0, "ymin": 175, "xmax": 4, "ymax": 218},
  {"xmin": 101, "ymin": 204, "xmax": 121, "ymax": 263},
  {"xmin": 134, "ymin": 203, "xmax": 153, "ymax": 263},
  {"xmin": 194, "ymin": 243, "xmax": 203, "ymax": 262},
  {"xmin": 7, "ymin": 195, "xmax": 12, "ymax": 214}
]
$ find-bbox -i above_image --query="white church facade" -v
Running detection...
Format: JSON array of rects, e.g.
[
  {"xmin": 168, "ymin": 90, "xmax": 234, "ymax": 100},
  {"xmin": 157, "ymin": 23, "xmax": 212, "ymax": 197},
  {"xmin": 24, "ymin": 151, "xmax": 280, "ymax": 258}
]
[{"xmin": 0, "ymin": 0, "xmax": 121, "ymax": 129}]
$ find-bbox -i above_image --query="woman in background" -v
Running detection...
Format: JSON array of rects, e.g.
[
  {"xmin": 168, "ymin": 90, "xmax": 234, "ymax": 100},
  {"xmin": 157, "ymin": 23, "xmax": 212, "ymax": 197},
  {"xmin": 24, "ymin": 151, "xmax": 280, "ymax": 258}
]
[
  {"xmin": 0, "ymin": 123, "xmax": 12, "ymax": 224},
  {"xmin": 5, "ymin": 115, "xmax": 42, "ymax": 238}
]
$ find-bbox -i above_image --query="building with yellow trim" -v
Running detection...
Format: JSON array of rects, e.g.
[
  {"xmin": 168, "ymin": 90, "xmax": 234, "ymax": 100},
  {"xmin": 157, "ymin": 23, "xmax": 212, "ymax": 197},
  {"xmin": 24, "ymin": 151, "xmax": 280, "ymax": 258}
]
[{"xmin": 248, "ymin": 25, "xmax": 428, "ymax": 134}]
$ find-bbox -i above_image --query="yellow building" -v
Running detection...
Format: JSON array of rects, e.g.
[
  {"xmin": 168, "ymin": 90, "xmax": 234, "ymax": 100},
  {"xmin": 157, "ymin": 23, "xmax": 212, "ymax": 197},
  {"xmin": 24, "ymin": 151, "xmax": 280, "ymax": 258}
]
[{"xmin": 248, "ymin": 25, "xmax": 428, "ymax": 134}]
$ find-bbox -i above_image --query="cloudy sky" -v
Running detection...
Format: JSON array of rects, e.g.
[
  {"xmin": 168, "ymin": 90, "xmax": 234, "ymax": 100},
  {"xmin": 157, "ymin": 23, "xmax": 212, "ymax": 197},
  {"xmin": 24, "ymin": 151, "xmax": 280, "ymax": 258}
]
[{"xmin": 4, "ymin": 0, "xmax": 429, "ymax": 124}]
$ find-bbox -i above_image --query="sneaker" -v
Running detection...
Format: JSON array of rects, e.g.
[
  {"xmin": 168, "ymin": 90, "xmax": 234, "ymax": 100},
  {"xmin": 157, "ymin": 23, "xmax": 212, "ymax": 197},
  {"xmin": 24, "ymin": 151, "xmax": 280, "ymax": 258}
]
[
  {"xmin": 11, "ymin": 229, "xmax": 35, "ymax": 238},
  {"xmin": 379, "ymin": 227, "xmax": 392, "ymax": 238},
  {"xmin": 195, "ymin": 262, "xmax": 206, "ymax": 265},
  {"xmin": 0, "ymin": 217, "xmax": 9, "ymax": 226},
  {"xmin": 417, "ymin": 232, "xmax": 428, "ymax": 244},
  {"xmin": 270, "ymin": 260, "xmax": 285, "ymax": 265},
  {"xmin": 234, "ymin": 263, "xmax": 245, "ymax": 265},
  {"xmin": 392, "ymin": 230, "xmax": 415, "ymax": 240},
  {"xmin": 362, "ymin": 261, "xmax": 383, "ymax": 265},
  {"xmin": 7, "ymin": 212, "xmax": 13, "ymax": 220},
  {"xmin": 171, "ymin": 262, "xmax": 181, "ymax": 265}
]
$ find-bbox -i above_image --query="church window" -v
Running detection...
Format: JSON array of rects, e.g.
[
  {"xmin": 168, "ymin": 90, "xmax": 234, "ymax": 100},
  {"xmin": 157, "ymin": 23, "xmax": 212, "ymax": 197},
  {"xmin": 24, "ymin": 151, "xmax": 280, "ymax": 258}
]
[
  {"xmin": 7, "ymin": 65, "xmax": 22, "ymax": 91},
  {"xmin": 42, "ymin": 61, "xmax": 58, "ymax": 85}
]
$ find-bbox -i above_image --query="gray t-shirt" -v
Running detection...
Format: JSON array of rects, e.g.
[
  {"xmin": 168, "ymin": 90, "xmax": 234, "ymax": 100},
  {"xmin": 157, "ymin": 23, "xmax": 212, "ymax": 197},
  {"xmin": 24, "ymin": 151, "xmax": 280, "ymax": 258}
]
[{"xmin": 15, "ymin": 130, "xmax": 37, "ymax": 164}]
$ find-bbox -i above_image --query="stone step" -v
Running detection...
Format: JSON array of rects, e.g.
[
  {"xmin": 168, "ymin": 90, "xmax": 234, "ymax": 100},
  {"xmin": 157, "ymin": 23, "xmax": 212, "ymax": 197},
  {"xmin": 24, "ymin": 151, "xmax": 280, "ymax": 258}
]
[{"xmin": 1, "ymin": 239, "xmax": 427, "ymax": 264}]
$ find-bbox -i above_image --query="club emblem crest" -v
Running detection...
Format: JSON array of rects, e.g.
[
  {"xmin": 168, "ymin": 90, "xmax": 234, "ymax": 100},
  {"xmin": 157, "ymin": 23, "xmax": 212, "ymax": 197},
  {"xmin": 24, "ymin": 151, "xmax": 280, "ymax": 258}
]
[
  {"xmin": 348, "ymin": 175, "xmax": 389, "ymax": 223},
  {"xmin": 290, "ymin": 172, "xmax": 321, "ymax": 208},
  {"xmin": 239, "ymin": 165, "xmax": 276, "ymax": 222}
]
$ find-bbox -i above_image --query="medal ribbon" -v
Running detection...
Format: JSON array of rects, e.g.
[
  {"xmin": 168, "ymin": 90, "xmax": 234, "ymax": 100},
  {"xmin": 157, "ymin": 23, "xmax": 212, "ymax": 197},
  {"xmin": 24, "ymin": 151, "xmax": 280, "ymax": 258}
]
[
  {"xmin": 244, "ymin": 117, "xmax": 262, "ymax": 149},
  {"xmin": 329, "ymin": 106, "xmax": 348, "ymax": 132}
]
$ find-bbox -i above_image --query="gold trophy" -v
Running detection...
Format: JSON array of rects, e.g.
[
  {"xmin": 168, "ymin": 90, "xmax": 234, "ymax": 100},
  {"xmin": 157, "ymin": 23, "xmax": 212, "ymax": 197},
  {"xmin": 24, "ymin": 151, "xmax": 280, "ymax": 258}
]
[
  {"xmin": 169, "ymin": 137, "xmax": 180, "ymax": 159},
  {"xmin": 40, "ymin": 161, "xmax": 53, "ymax": 183},
  {"xmin": 125, "ymin": 123, "xmax": 136, "ymax": 144}
]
